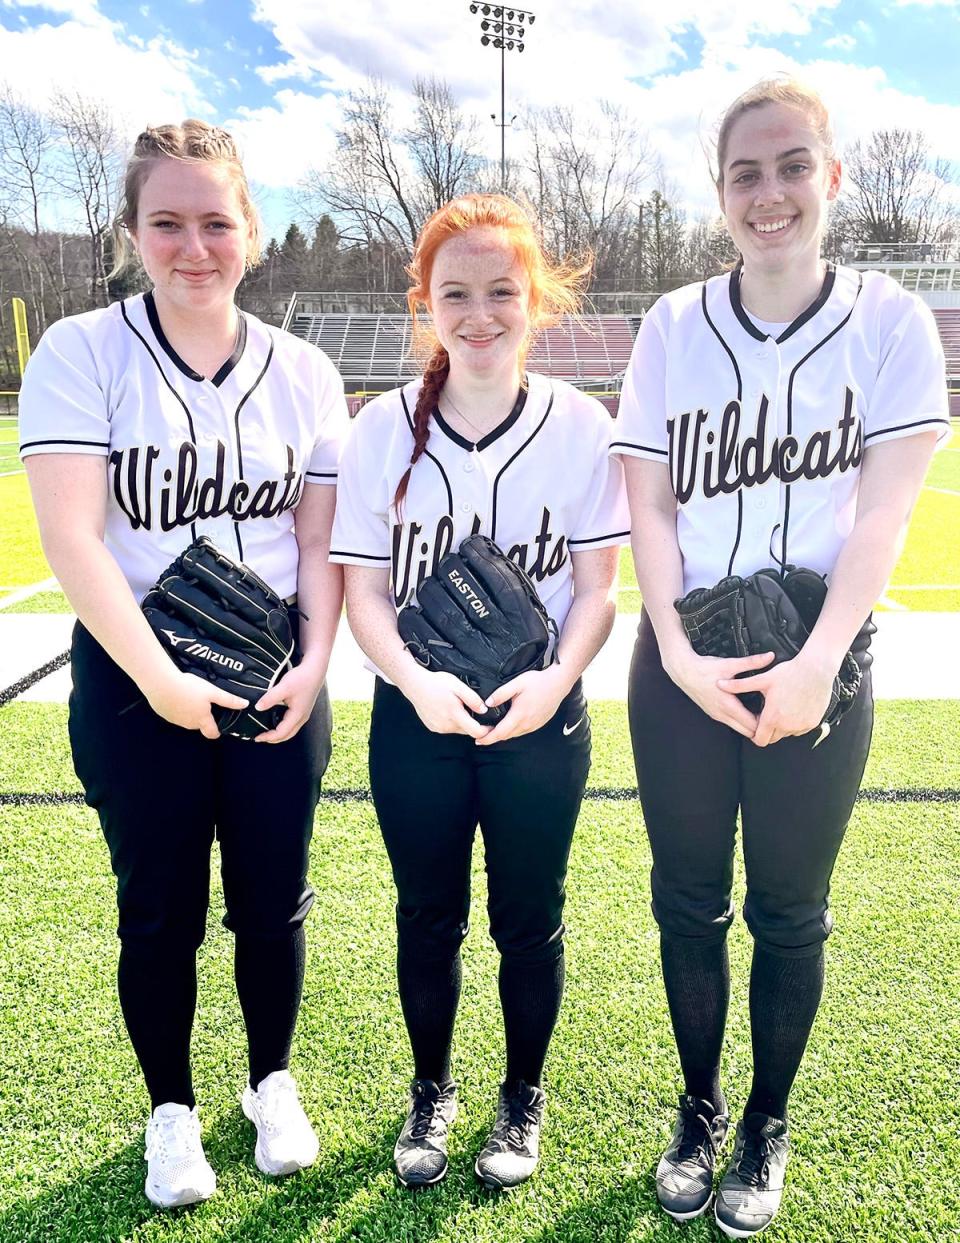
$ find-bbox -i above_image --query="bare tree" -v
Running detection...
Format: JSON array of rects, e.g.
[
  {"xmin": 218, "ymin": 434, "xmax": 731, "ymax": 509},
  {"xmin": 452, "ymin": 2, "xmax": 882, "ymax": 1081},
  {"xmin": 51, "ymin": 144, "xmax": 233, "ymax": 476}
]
[
  {"xmin": 407, "ymin": 77, "xmax": 482, "ymax": 219},
  {"xmin": 835, "ymin": 128, "xmax": 958, "ymax": 245},
  {"xmin": 51, "ymin": 90, "xmax": 122, "ymax": 308}
]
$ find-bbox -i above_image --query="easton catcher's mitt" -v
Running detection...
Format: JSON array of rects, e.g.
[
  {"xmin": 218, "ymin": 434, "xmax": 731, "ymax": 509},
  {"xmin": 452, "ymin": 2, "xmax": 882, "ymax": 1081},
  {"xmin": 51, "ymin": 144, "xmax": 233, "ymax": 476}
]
[
  {"xmin": 674, "ymin": 566, "xmax": 861, "ymax": 742},
  {"xmin": 397, "ymin": 534, "xmax": 559, "ymax": 726},
  {"xmin": 142, "ymin": 536, "xmax": 296, "ymax": 739}
]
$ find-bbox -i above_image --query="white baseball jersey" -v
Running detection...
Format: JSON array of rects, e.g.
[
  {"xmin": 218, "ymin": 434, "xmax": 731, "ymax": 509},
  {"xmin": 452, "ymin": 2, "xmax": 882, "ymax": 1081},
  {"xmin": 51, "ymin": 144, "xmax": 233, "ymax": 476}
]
[
  {"xmin": 331, "ymin": 371, "xmax": 629, "ymax": 632},
  {"xmin": 19, "ymin": 292, "xmax": 349, "ymax": 601},
  {"xmin": 613, "ymin": 264, "xmax": 951, "ymax": 593}
]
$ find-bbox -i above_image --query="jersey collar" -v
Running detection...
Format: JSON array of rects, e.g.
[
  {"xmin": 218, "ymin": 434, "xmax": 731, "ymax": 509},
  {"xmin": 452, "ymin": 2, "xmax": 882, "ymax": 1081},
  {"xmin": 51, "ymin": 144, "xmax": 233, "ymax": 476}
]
[
  {"xmin": 430, "ymin": 383, "xmax": 529, "ymax": 451},
  {"xmin": 144, "ymin": 290, "xmax": 248, "ymax": 386},
  {"xmin": 729, "ymin": 261, "xmax": 836, "ymax": 344}
]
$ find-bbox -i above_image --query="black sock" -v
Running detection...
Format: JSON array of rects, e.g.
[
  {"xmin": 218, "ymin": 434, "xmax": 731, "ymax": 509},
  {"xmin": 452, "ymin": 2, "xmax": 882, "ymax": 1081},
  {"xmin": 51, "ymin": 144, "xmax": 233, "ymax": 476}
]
[
  {"xmin": 117, "ymin": 940, "xmax": 197, "ymax": 1111},
  {"xmin": 745, "ymin": 942, "xmax": 825, "ymax": 1122},
  {"xmin": 499, "ymin": 953, "xmax": 565, "ymax": 1090},
  {"xmin": 660, "ymin": 931, "xmax": 729, "ymax": 1113},
  {"xmin": 397, "ymin": 949, "xmax": 461, "ymax": 1086},
  {"xmin": 235, "ymin": 927, "xmax": 306, "ymax": 1091}
]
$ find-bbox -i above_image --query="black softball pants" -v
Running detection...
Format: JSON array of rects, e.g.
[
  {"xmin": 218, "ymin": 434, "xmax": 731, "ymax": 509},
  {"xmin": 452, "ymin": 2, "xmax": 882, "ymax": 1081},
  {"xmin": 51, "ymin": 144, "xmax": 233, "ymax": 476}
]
[
  {"xmin": 369, "ymin": 678, "xmax": 591, "ymax": 1086},
  {"xmin": 628, "ymin": 612, "xmax": 874, "ymax": 953},
  {"xmin": 69, "ymin": 622, "xmax": 332, "ymax": 1107}
]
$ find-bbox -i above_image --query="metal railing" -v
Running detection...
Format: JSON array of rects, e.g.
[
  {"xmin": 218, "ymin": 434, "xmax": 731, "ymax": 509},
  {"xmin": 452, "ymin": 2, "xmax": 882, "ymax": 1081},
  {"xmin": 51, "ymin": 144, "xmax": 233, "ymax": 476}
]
[{"xmin": 842, "ymin": 241, "xmax": 960, "ymax": 264}]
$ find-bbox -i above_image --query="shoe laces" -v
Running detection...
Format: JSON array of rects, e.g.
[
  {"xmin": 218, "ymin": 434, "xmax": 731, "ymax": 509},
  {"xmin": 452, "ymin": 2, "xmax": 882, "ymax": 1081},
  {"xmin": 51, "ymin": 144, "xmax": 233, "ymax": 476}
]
[
  {"xmin": 734, "ymin": 1129, "xmax": 773, "ymax": 1188},
  {"xmin": 409, "ymin": 1084, "xmax": 450, "ymax": 1142},
  {"xmin": 497, "ymin": 1091, "xmax": 541, "ymax": 1152},
  {"xmin": 255, "ymin": 1077, "xmax": 300, "ymax": 1136},
  {"xmin": 669, "ymin": 1096, "xmax": 721, "ymax": 1165},
  {"xmin": 146, "ymin": 1110, "xmax": 201, "ymax": 1162}
]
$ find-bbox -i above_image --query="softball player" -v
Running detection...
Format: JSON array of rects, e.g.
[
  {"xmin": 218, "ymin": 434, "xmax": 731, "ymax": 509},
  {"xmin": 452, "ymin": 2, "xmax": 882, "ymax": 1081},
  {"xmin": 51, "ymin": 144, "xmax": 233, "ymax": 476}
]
[
  {"xmin": 19, "ymin": 122, "xmax": 348, "ymax": 1208},
  {"xmin": 332, "ymin": 194, "xmax": 629, "ymax": 1189},
  {"xmin": 613, "ymin": 79, "xmax": 950, "ymax": 1236}
]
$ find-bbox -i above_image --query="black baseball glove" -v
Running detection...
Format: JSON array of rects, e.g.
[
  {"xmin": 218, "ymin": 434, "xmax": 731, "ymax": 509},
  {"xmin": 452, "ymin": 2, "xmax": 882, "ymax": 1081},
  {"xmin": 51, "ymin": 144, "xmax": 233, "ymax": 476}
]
[
  {"xmin": 397, "ymin": 534, "xmax": 559, "ymax": 726},
  {"xmin": 141, "ymin": 536, "xmax": 296, "ymax": 739},
  {"xmin": 674, "ymin": 566, "xmax": 861, "ymax": 741}
]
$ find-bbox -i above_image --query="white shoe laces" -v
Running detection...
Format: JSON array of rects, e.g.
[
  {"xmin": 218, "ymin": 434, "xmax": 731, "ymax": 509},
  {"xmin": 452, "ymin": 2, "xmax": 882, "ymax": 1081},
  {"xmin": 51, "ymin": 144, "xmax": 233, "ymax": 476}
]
[
  {"xmin": 253, "ymin": 1076, "xmax": 301, "ymax": 1136},
  {"xmin": 146, "ymin": 1110, "xmax": 202, "ymax": 1162}
]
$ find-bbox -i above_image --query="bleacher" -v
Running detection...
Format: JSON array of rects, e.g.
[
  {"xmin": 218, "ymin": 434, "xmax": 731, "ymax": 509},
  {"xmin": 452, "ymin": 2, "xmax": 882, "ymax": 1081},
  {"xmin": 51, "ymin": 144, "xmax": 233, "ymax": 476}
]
[{"xmin": 932, "ymin": 309, "xmax": 960, "ymax": 418}]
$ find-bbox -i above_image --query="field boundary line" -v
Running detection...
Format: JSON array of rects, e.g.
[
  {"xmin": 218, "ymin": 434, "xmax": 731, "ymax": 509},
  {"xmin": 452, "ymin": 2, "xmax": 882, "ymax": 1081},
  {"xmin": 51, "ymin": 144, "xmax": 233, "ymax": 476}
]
[
  {"xmin": 0, "ymin": 468, "xmax": 25, "ymax": 478},
  {"xmin": 2, "ymin": 785, "xmax": 958, "ymax": 807},
  {"xmin": 0, "ymin": 576, "xmax": 58, "ymax": 609},
  {"xmin": 924, "ymin": 485, "xmax": 959, "ymax": 497},
  {"xmin": 0, "ymin": 649, "xmax": 69, "ymax": 708}
]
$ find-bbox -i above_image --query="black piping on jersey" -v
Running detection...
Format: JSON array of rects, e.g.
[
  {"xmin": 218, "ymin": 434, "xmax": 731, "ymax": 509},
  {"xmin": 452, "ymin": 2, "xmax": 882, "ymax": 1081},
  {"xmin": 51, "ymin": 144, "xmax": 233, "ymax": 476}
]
[
  {"xmin": 230, "ymin": 338, "xmax": 276, "ymax": 561},
  {"xmin": 328, "ymin": 548, "xmax": 390, "ymax": 562},
  {"xmin": 609, "ymin": 438, "xmax": 666, "ymax": 457},
  {"xmin": 144, "ymin": 291, "xmax": 248, "ymax": 387},
  {"xmin": 399, "ymin": 388, "xmax": 453, "ymax": 515},
  {"xmin": 864, "ymin": 417, "xmax": 949, "ymax": 442},
  {"xmin": 779, "ymin": 270, "xmax": 864, "ymax": 571},
  {"xmin": 568, "ymin": 528, "xmax": 631, "ymax": 547},
  {"xmin": 120, "ymin": 298, "xmax": 199, "ymax": 543},
  {"xmin": 19, "ymin": 436, "xmax": 109, "ymax": 452},
  {"xmin": 701, "ymin": 284, "xmax": 745, "ymax": 576},
  {"xmin": 728, "ymin": 262, "xmax": 837, "ymax": 344},
  {"xmin": 432, "ymin": 387, "xmax": 528, "ymax": 451},
  {"xmin": 489, "ymin": 387, "xmax": 554, "ymax": 544}
]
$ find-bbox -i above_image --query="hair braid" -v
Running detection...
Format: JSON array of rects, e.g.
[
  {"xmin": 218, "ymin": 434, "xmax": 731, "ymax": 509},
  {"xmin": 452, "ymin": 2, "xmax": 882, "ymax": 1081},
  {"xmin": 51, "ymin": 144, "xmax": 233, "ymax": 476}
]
[{"xmin": 393, "ymin": 347, "xmax": 449, "ymax": 513}]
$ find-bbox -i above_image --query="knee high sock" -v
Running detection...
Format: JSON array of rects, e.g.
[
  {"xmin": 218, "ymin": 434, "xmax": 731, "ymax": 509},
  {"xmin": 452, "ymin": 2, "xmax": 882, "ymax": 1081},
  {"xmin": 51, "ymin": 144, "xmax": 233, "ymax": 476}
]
[
  {"xmin": 235, "ymin": 927, "xmax": 306, "ymax": 1091},
  {"xmin": 499, "ymin": 953, "xmax": 565, "ymax": 1090},
  {"xmin": 746, "ymin": 942, "xmax": 825, "ymax": 1122},
  {"xmin": 117, "ymin": 941, "xmax": 197, "ymax": 1111},
  {"xmin": 397, "ymin": 949, "xmax": 462, "ymax": 1087},
  {"xmin": 659, "ymin": 932, "xmax": 730, "ymax": 1112}
]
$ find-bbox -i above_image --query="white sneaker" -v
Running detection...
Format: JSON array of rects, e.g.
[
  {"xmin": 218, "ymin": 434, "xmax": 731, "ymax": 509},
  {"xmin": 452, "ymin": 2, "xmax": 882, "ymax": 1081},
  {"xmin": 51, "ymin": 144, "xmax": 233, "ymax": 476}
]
[
  {"xmin": 144, "ymin": 1103, "xmax": 216, "ymax": 1209},
  {"xmin": 241, "ymin": 1069, "xmax": 319, "ymax": 1175}
]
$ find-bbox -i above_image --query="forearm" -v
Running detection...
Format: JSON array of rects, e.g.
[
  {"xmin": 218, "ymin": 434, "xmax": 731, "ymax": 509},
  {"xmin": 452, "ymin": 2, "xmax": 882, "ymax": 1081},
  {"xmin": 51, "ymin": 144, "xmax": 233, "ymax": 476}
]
[
  {"xmin": 294, "ymin": 543, "xmax": 343, "ymax": 682},
  {"xmin": 43, "ymin": 531, "xmax": 174, "ymax": 695},
  {"xmin": 629, "ymin": 504, "xmax": 690, "ymax": 674},
  {"xmin": 554, "ymin": 584, "xmax": 617, "ymax": 694},
  {"xmin": 804, "ymin": 506, "xmax": 911, "ymax": 670},
  {"xmin": 343, "ymin": 572, "xmax": 424, "ymax": 695}
]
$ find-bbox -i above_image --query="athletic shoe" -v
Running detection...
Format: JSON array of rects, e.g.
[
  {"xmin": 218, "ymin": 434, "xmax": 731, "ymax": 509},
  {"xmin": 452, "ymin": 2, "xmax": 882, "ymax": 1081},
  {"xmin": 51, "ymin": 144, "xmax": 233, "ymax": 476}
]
[
  {"xmin": 241, "ymin": 1069, "xmax": 320, "ymax": 1176},
  {"xmin": 714, "ymin": 1112, "xmax": 790, "ymax": 1237},
  {"xmin": 393, "ymin": 1078, "xmax": 458, "ymax": 1187},
  {"xmin": 144, "ymin": 1102, "xmax": 216, "ymax": 1209},
  {"xmin": 655, "ymin": 1093, "xmax": 730, "ymax": 1220},
  {"xmin": 474, "ymin": 1080, "xmax": 545, "ymax": 1190}
]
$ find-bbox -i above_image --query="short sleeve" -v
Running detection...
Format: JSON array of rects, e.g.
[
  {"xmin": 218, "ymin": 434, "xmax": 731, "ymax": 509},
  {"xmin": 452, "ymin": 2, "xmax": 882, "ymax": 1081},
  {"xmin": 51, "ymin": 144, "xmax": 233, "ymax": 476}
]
[
  {"xmin": 329, "ymin": 411, "xmax": 392, "ymax": 567},
  {"xmin": 19, "ymin": 318, "xmax": 111, "ymax": 459},
  {"xmin": 569, "ymin": 404, "xmax": 631, "ymax": 550},
  {"xmin": 610, "ymin": 303, "xmax": 669, "ymax": 463},
  {"xmin": 304, "ymin": 354, "xmax": 350, "ymax": 484},
  {"xmin": 864, "ymin": 297, "xmax": 951, "ymax": 450}
]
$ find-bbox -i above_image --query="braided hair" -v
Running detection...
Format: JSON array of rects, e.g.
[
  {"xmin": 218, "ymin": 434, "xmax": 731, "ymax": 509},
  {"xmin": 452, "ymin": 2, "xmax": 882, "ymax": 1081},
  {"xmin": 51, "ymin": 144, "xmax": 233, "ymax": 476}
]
[
  {"xmin": 111, "ymin": 119, "xmax": 262, "ymax": 280},
  {"xmin": 393, "ymin": 193, "xmax": 591, "ymax": 513}
]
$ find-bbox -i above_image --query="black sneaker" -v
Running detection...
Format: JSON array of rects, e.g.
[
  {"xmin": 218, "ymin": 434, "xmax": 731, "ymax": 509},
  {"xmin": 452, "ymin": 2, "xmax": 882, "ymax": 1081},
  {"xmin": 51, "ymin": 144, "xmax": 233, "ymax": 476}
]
[
  {"xmin": 714, "ymin": 1112, "xmax": 790, "ymax": 1237},
  {"xmin": 393, "ymin": 1079, "xmax": 458, "ymax": 1187},
  {"xmin": 655, "ymin": 1094, "xmax": 730, "ymax": 1220},
  {"xmin": 474, "ymin": 1080, "xmax": 545, "ymax": 1190}
]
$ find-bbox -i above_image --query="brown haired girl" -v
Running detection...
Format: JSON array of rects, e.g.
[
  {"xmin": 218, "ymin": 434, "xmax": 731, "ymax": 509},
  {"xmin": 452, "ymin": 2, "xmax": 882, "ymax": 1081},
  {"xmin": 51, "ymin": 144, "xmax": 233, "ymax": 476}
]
[
  {"xmin": 613, "ymin": 78, "xmax": 949, "ymax": 1235},
  {"xmin": 331, "ymin": 193, "xmax": 629, "ymax": 1189},
  {"xmin": 18, "ymin": 120, "xmax": 349, "ymax": 1206}
]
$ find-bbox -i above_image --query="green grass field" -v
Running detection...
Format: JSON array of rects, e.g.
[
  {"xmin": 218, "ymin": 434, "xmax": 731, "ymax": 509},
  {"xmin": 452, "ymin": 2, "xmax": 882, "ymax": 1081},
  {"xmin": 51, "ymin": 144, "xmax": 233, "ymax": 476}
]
[
  {"xmin": 1, "ymin": 700, "xmax": 958, "ymax": 1242},
  {"xmin": 3, "ymin": 430, "xmax": 956, "ymax": 615}
]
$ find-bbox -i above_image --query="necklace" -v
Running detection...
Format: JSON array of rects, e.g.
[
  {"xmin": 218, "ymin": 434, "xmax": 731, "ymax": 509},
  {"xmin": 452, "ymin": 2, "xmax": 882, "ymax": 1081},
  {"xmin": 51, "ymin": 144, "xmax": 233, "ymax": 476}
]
[{"xmin": 442, "ymin": 393, "xmax": 512, "ymax": 438}]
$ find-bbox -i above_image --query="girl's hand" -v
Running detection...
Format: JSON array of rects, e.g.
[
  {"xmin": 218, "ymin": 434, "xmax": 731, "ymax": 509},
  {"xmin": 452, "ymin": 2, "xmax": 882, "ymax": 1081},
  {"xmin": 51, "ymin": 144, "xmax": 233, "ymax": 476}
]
[
  {"xmin": 717, "ymin": 650, "xmax": 836, "ymax": 747},
  {"xmin": 144, "ymin": 668, "xmax": 248, "ymax": 739},
  {"xmin": 475, "ymin": 664, "xmax": 571, "ymax": 746},
  {"xmin": 401, "ymin": 666, "xmax": 492, "ymax": 739},
  {"xmin": 253, "ymin": 664, "xmax": 326, "ymax": 743},
  {"xmin": 664, "ymin": 648, "xmax": 775, "ymax": 739}
]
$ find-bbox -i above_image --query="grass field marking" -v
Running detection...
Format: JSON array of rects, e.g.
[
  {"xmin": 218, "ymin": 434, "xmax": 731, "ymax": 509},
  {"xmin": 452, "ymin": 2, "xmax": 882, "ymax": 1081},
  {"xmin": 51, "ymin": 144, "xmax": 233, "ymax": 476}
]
[
  {"xmin": 876, "ymin": 594, "xmax": 908, "ymax": 611},
  {"xmin": 924, "ymin": 485, "xmax": 959, "ymax": 497},
  {"xmin": 887, "ymin": 583, "xmax": 960, "ymax": 590},
  {"xmin": 0, "ymin": 576, "xmax": 58, "ymax": 609},
  {"xmin": 0, "ymin": 469, "xmax": 25, "ymax": 479}
]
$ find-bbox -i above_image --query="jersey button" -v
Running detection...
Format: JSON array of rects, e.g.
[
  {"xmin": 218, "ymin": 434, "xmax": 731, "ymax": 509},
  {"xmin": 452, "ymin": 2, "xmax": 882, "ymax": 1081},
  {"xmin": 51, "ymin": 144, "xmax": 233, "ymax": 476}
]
[
  {"xmin": 460, "ymin": 501, "xmax": 472, "ymax": 513},
  {"xmin": 755, "ymin": 496, "xmax": 767, "ymax": 509},
  {"xmin": 463, "ymin": 460, "xmax": 475, "ymax": 473}
]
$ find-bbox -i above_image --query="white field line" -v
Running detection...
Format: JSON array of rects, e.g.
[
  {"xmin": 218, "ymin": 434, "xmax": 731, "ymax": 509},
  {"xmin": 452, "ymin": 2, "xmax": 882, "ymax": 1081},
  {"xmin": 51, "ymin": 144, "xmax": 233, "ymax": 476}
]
[
  {"xmin": 0, "ymin": 468, "xmax": 24, "ymax": 478},
  {"xmin": 0, "ymin": 577, "xmax": 59, "ymax": 609},
  {"xmin": 877, "ymin": 595, "xmax": 908, "ymax": 611},
  {"xmin": 924, "ymin": 485, "xmax": 959, "ymax": 496},
  {"xmin": 886, "ymin": 584, "xmax": 960, "ymax": 591}
]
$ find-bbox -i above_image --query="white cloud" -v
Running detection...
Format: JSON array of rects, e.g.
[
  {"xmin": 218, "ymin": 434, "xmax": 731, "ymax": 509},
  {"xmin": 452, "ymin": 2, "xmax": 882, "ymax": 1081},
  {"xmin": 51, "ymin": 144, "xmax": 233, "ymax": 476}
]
[
  {"xmin": 824, "ymin": 32, "xmax": 856, "ymax": 49},
  {"xmin": 225, "ymin": 89, "xmax": 344, "ymax": 190}
]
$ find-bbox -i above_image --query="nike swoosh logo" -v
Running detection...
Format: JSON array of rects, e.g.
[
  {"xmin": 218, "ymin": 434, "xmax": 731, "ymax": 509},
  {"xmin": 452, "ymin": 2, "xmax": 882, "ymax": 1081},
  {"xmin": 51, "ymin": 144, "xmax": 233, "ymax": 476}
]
[{"xmin": 563, "ymin": 714, "xmax": 585, "ymax": 736}]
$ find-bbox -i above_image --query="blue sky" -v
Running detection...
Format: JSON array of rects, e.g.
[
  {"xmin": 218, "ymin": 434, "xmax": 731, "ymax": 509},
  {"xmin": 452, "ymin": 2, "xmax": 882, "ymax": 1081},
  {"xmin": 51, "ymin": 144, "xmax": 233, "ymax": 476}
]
[{"xmin": 1, "ymin": 0, "xmax": 958, "ymax": 239}]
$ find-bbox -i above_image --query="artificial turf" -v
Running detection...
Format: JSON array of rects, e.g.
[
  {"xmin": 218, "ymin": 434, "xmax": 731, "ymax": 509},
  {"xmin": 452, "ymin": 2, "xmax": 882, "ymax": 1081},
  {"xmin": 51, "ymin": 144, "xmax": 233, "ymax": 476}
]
[{"xmin": 1, "ymin": 699, "xmax": 958, "ymax": 1242}]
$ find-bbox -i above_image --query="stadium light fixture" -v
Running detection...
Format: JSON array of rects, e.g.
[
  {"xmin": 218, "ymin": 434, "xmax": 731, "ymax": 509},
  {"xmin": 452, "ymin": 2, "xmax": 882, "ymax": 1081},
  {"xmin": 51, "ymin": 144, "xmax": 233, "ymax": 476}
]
[{"xmin": 468, "ymin": 3, "xmax": 537, "ymax": 190}]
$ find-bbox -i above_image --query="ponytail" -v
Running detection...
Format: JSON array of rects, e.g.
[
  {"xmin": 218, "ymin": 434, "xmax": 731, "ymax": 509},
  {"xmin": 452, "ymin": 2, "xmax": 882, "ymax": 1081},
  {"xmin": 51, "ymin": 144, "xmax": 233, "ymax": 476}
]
[{"xmin": 393, "ymin": 347, "xmax": 450, "ymax": 514}]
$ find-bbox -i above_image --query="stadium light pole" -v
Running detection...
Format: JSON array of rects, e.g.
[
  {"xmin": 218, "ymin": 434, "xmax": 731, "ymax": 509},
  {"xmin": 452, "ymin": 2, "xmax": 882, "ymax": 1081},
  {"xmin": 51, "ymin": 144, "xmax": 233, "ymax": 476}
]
[{"xmin": 468, "ymin": 4, "xmax": 536, "ymax": 190}]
